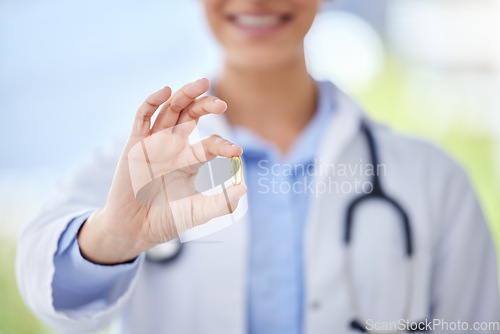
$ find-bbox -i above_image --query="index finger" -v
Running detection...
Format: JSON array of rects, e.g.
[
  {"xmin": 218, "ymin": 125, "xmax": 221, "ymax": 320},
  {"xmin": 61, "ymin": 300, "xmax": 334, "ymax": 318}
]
[
  {"xmin": 131, "ymin": 86, "xmax": 172, "ymax": 138},
  {"xmin": 150, "ymin": 78, "xmax": 210, "ymax": 134}
]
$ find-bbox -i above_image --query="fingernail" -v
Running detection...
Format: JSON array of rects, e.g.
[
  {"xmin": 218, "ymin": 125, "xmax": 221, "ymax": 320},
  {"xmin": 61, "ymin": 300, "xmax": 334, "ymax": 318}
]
[
  {"xmin": 214, "ymin": 98, "xmax": 227, "ymax": 108},
  {"xmin": 232, "ymin": 144, "xmax": 243, "ymax": 154}
]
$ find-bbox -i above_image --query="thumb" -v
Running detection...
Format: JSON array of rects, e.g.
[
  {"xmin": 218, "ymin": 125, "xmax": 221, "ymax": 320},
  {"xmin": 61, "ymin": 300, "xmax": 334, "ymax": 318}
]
[{"xmin": 197, "ymin": 184, "xmax": 248, "ymax": 223}]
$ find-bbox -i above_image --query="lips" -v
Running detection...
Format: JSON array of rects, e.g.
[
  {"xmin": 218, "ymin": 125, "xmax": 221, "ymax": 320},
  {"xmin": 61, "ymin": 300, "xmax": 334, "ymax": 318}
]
[{"xmin": 228, "ymin": 12, "xmax": 292, "ymax": 32}]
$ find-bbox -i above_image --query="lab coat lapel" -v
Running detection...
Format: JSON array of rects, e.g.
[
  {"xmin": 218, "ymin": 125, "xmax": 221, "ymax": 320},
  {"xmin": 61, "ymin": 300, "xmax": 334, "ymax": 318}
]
[
  {"xmin": 303, "ymin": 86, "xmax": 365, "ymax": 334},
  {"xmin": 316, "ymin": 87, "xmax": 366, "ymax": 163}
]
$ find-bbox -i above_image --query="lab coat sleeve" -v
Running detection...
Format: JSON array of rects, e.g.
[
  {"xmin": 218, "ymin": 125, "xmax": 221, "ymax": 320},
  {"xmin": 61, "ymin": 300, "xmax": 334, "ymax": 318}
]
[
  {"xmin": 430, "ymin": 158, "xmax": 500, "ymax": 329},
  {"xmin": 16, "ymin": 140, "xmax": 144, "ymax": 334}
]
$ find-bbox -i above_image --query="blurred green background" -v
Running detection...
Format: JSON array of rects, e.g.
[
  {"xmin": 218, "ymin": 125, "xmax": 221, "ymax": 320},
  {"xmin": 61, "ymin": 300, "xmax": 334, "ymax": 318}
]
[{"xmin": 358, "ymin": 57, "xmax": 500, "ymax": 247}]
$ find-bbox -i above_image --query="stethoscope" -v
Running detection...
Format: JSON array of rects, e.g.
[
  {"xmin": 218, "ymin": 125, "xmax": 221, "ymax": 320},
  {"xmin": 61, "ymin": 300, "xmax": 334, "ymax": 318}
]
[
  {"xmin": 145, "ymin": 120, "xmax": 425, "ymax": 332},
  {"xmin": 345, "ymin": 121, "xmax": 425, "ymax": 333}
]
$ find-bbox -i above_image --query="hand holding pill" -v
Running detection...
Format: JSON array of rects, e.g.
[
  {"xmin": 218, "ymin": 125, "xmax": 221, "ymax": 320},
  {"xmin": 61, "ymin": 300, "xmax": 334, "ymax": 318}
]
[{"xmin": 78, "ymin": 79, "xmax": 247, "ymax": 265}]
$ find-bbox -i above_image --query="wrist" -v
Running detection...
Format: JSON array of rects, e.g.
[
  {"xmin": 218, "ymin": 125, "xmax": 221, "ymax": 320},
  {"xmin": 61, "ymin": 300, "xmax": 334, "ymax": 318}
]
[{"xmin": 77, "ymin": 208, "xmax": 148, "ymax": 265}]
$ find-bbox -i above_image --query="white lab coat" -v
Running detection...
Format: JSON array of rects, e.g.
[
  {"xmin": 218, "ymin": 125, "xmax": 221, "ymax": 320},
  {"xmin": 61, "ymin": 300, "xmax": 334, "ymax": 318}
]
[{"xmin": 16, "ymin": 86, "xmax": 500, "ymax": 334}]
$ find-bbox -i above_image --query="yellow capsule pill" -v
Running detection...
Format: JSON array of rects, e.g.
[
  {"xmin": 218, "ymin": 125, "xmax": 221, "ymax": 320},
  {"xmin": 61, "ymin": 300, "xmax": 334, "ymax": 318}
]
[{"xmin": 230, "ymin": 156, "xmax": 243, "ymax": 185}]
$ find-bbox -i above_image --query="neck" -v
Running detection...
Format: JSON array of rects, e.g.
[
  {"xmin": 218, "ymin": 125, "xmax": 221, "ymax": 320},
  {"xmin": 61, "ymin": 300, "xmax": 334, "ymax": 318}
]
[{"xmin": 215, "ymin": 55, "xmax": 317, "ymax": 155}]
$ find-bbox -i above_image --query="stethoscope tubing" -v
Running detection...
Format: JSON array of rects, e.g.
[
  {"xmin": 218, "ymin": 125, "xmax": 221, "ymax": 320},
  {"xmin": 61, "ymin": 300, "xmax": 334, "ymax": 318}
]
[{"xmin": 345, "ymin": 121, "xmax": 418, "ymax": 333}]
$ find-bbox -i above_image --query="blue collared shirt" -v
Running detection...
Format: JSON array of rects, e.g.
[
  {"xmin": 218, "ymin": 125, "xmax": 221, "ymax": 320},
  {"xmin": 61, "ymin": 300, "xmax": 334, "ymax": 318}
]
[
  {"xmin": 53, "ymin": 80, "xmax": 336, "ymax": 333},
  {"xmin": 231, "ymin": 80, "xmax": 335, "ymax": 334}
]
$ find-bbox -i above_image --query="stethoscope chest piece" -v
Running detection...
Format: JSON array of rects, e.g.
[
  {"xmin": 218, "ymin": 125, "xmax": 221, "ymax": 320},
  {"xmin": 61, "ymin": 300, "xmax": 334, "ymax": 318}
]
[{"xmin": 146, "ymin": 239, "xmax": 183, "ymax": 263}]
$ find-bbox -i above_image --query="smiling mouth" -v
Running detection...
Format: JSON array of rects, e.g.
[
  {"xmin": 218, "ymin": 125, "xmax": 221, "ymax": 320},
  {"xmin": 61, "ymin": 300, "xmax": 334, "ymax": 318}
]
[{"xmin": 228, "ymin": 13, "xmax": 292, "ymax": 30}]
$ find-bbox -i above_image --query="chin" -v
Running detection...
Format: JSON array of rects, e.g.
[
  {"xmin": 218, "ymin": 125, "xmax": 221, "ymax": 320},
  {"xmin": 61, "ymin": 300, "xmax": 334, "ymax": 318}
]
[{"xmin": 225, "ymin": 46, "xmax": 301, "ymax": 72}]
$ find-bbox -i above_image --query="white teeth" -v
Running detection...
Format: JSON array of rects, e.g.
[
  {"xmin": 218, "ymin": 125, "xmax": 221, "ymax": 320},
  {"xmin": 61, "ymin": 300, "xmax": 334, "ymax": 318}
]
[{"xmin": 234, "ymin": 15, "xmax": 282, "ymax": 28}]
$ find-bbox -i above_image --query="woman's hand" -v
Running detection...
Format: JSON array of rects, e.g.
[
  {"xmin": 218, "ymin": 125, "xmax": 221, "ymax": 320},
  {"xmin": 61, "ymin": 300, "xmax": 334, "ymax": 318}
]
[{"xmin": 78, "ymin": 78, "xmax": 247, "ymax": 265}]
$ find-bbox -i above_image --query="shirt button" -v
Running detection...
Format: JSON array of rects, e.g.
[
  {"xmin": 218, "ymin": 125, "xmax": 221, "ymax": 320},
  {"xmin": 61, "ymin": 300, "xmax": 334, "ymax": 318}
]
[{"xmin": 310, "ymin": 300, "xmax": 321, "ymax": 310}]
